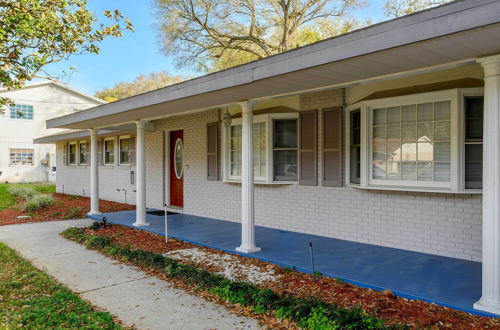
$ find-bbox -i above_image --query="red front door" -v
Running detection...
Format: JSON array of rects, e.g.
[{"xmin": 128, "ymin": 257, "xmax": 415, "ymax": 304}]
[{"xmin": 170, "ymin": 130, "xmax": 184, "ymax": 207}]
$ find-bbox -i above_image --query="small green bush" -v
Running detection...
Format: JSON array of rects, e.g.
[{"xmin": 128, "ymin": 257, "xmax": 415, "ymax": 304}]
[
  {"xmin": 7, "ymin": 185, "xmax": 37, "ymax": 200},
  {"xmin": 24, "ymin": 194, "xmax": 54, "ymax": 212},
  {"xmin": 85, "ymin": 235, "xmax": 112, "ymax": 249},
  {"xmin": 65, "ymin": 207, "xmax": 82, "ymax": 219}
]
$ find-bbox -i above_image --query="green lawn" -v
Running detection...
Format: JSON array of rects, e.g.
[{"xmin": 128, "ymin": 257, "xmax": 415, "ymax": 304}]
[
  {"xmin": 0, "ymin": 183, "xmax": 56, "ymax": 211},
  {"xmin": 0, "ymin": 185, "xmax": 16, "ymax": 211},
  {"xmin": 0, "ymin": 243, "xmax": 121, "ymax": 329}
]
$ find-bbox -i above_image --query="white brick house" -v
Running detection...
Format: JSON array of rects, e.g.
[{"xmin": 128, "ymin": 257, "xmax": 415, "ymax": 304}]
[
  {"xmin": 0, "ymin": 81, "xmax": 104, "ymax": 183},
  {"xmin": 35, "ymin": 0, "xmax": 500, "ymax": 315}
]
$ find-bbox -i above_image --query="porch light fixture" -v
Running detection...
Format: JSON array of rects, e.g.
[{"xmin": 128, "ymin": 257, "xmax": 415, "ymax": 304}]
[{"xmin": 222, "ymin": 108, "xmax": 232, "ymax": 128}]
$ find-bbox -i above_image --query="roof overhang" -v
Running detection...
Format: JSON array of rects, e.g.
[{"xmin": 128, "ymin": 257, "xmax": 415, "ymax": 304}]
[
  {"xmin": 34, "ymin": 122, "xmax": 154, "ymax": 144},
  {"xmin": 47, "ymin": 0, "xmax": 500, "ymax": 130}
]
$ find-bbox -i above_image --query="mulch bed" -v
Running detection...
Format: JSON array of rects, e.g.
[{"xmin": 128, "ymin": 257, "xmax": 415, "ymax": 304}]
[
  {"xmin": 88, "ymin": 224, "xmax": 500, "ymax": 329},
  {"xmin": 0, "ymin": 193, "xmax": 135, "ymax": 226}
]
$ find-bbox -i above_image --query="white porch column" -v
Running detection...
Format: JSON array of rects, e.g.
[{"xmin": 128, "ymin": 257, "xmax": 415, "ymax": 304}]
[
  {"xmin": 88, "ymin": 128, "xmax": 100, "ymax": 215},
  {"xmin": 236, "ymin": 101, "xmax": 261, "ymax": 253},
  {"xmin": 133, "ymin": 120, "xmax": 149, "ymax": 226},
  {"xmin": 475, "ymin": 54, "xmax": 500, "ymax": 315}
]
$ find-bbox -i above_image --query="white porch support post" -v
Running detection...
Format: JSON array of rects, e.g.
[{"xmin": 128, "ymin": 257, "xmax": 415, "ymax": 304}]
[
  {"xmin": 475, "ymin": 54, "xmax": 500, "ymax": 315},
  {"xmin": 88, "ymin": 128, "xmax": 100, "ymax": 215},
  {"xmin": 133, "ymin": 120, "xmax": 149, "ymax": 226},
  {"xmin": 236, "ymin": 101, "xmax": 261, "ymax": 253}
]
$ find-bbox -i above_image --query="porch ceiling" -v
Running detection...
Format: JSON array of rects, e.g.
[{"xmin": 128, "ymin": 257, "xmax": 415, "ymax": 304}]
[{"xmin": 47, "ymin": 0, "xmax": 500, "ymax": 130}]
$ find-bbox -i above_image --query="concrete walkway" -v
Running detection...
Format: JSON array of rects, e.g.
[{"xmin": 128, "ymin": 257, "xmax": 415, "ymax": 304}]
[{"xmin": 0, "ymin": 220, "xmax": 260, "ymax": 330}]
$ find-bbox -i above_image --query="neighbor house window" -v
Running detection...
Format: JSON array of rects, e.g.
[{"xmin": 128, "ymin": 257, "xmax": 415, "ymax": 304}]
[
  {"xmin": 225, "ymin": 113, "xmax": 298, "ymax": 183},
  {"xmin": 464, "ymin": 97, "xmax": 483, "ymax": 189},
  {"xmin": 350, "ymin": 110, "xmax": 361, "ymax": 184},
  {"xmin": 9, "ymin": 104, "xmax": 33, "ymax": 120},
  {"xmin": 9, "ymin": 148, "xmax": 34, "ymax": 165},
  {"xmin": 346, "ymin": 88, "xmax": 483, "ymax": 193},
  {"xmin": 68, "ymin": 142, "xmax": 77, "ymax": 165},
  {"xmin": 104, "ymin": 139, "xmax": 115, "ymax": 165},
  {"xmin": 119, "ymin": 136, "xmax": 131, "ymax": 165},
  {"xmin": 79, "ymin": 141, "xmax": 87, "ymax": 165}
]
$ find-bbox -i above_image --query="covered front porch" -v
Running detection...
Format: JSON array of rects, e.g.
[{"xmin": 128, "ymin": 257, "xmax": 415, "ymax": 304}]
[{"xmin": 87, "ymin": 210, "xmax": 492, "ymax": 317}]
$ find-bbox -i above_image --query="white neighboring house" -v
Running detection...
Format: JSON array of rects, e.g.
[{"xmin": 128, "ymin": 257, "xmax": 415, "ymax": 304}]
[{"xmin": 0, "ymin": 81, "xmax": 104, "ymax": 183}]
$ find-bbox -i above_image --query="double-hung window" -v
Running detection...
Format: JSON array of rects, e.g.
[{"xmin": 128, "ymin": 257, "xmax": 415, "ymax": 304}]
[
  {"xmin": 79, "ymin": 141, "xmax": 87, "ymax": 165},
  {"xmin": 349, "ymin": 110, "xmax": 361, "ymax": 184},
  {"xmin": 464, "ymin": 97, "xmax": 483, "ymax": 189},
  {"xmin": 273, "ymin": 119, "xmax": 298, "ymax": 181},
  {"xmin": 68, "ymin": 142, "xmax": 77, "ymax": 165},
  {"xmin": 347, "ymin": 88, "xmax": 483, "ymax": 193},
  {"xmin": 224, "ymin": 113, "xmax": 298, "ymax": 183},
  {"xmin": 119, "ymin": 136, "xmax": 131, "ymax": 165},
  {"xmin": 104, "ymin": 138, "xmax": 115, "ymax": 165}
]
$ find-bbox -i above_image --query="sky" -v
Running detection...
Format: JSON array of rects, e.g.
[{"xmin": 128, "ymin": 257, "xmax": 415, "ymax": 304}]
[{"xmin": 44, "ymin": 0, "xmax": 388, "ymax": 96}]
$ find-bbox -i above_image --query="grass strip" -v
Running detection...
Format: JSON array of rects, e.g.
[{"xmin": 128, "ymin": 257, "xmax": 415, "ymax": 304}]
[
  {"xmin": 0, "ymin": 242, "xmax": 121, "ymax": 329},
  {"xmin": 0, "ymin": 184, "xmax": 16, "ymax": 211},
  {"xmin": 62, "ymin": 227, "xmax": 408, "ymax": 330}
]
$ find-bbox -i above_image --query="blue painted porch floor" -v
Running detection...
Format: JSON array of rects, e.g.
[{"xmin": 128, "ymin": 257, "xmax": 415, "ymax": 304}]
[{"xmin": 88, "ymin": 211, "xmax": 495, "ymax": 317}]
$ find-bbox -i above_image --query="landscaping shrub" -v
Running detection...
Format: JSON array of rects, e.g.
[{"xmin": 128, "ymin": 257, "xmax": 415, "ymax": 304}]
[
  {"xmin": 24, "ymin": 194, "xmax": 54, "ymax": 212},
  {"xmin": 7, "ymin": 185, "xmax": 37, "ymax": 200},
  {"xmin": 61, "ymin": 228, "xmax": 394, "ymax": 329},
  {"xmin": 65, "ymin": 207, "xmax": 82, "ymax": 219},
  {"xmin": 7, "ymin": 184, "xmax": 55, "ymax": 212}
]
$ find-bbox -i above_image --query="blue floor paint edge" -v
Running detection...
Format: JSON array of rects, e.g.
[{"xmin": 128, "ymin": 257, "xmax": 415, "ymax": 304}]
[{"xmin": 85, "ymin": 213, "xmax": 498, "ymax": 318}]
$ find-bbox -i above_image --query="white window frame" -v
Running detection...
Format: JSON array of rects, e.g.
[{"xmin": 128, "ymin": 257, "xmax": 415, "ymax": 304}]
[
  {"xmin": 68, "ymin": 142, "xmax": 77, "ymax": 165},
  {"xmin": 78, "ymin": 140, "xmax": 87, "ymax": 165},
  {"xmin": 222, "ymin": 112, "xmax": 299, "ymax": 184},
  {"xmin": 345, "ymin": 88, "xmax": 483, "ymax": 194},
  {"xmin": 118, "ymin": 135, "xmax": 131, "ymax": 166},
  {"xmin": 103, "ymin": 137, "xmax": 116, "ymax": 166}
]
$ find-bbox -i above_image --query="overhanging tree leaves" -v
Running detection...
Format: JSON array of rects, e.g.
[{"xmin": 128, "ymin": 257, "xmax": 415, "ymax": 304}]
[
  {"xmin": 384, "ymin": 0, "xmax": 452, "ymax": 18},
  {"xmin": 96, "ymin": 71, "xmax": 187, "ymax": 102},
  {"xmin": 0, "ymin": 0, "xmax": 133, "ymax": 109},
  {"xmin": 154, "ymin": 0, "xmax": 364, "ymax": 72}
]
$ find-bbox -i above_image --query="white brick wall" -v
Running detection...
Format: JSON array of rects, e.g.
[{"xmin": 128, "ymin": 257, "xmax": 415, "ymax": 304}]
[{"xmin": 55, "ymin": 90, "xmax": 483, "ymax": 262}]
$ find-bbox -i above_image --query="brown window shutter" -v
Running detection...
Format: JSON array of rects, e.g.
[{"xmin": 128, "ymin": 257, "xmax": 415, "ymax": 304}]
[
  {"xmin": 207, "ymin": 122, "xmax": 219, "ymax": 181},
  {"xmin": 63, "ymin": 143, "xmax": 68, "ymax": 166},
  {"xmin": 299, "ymin": 110, "xmax": 317, "ymax": 186},
  {"xmin": 130, "ymin": 136, "xmax": 136, "ymax": 166},
  {"xmin": 323, "ymin": 107, "xmax": 343, "ymax": 187}
]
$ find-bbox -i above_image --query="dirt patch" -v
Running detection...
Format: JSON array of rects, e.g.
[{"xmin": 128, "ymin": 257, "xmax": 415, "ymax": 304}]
[
  {"xmin": 0, "ymin": 194, "xmax": 134, "ymax": 226},
  {"xmin": 88, "ymin": 224, "xmax": 500, "ymax": 329}
]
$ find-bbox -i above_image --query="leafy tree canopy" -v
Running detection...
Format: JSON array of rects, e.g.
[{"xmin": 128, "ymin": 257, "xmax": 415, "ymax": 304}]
[
  {"xmin": 153, "ymin": 0, "xmax": 366, "ymax": 72},
  {"xmin": 95, "ymin": 71, "xmax": 187, "ymax": 102},
  {"xmin": 0, "ymin": 0, "xmax": 133, "ymax": 109},
  {"xmin": 384, "ymin": 0, "xmax": 452, "ymax": 18}
]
